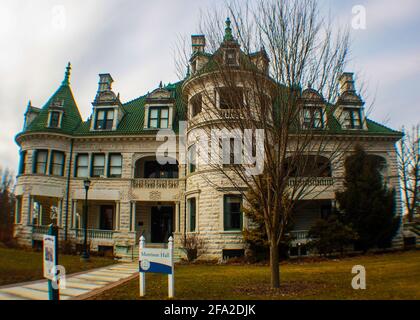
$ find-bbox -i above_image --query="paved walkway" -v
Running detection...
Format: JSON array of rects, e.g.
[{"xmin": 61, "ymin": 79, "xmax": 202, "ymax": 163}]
[{"xmin": 0, "ymin": 262, "xmax": 138, "ymax": 300}]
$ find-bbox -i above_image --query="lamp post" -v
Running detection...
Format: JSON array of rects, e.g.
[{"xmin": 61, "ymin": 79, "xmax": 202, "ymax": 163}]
[{"xmin": 81, "ymin": 178, "xmax": 91, "ymax": 261}]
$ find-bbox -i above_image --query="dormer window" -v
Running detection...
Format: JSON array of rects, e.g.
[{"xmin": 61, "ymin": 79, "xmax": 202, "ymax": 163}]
[
  {"xmin": 225, "ymin": 49, "xmax": 238, "ymax": 66},
  {"xmin": 148, "ymin": 107, "xmax": 169, "ymax": 129},
  {"xmin": 95, "ymin": 109, "xmax": 114, "ymax": 130},
  {"xmin": 49, "ymin": 111, "xmax": 61, "ymax": 128},
  {"xmin": 343, "ymin": 108, "xmax": 362, "ymax": 129},
  {"xmin": 303, "ymin": 107, "xmax": 324, "ymax": 129}
]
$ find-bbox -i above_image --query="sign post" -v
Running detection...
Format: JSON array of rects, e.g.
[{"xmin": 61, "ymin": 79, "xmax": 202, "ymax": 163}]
[
  {"xmin": 139, "ymin": 235, "xmax": 175, "ymax": 298},
  {"xmin": 168, "ymin": 236, "xmax": 174, "ymax": 298},
  {"xmin": 43, "ymin": 224, "xmax": 59, "ymax": 300},
  {"xmin": 139, "ymin": 236, "xmax": 146, "ymax": 297}
]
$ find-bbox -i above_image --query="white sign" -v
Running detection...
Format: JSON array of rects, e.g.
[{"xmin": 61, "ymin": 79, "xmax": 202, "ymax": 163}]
[
  {"xmin": 43, "ymin": 235, "xmax": 56, "ymax": 280},
  {"xmin": 139, "ymin": 236, "xmax": 174, "ymax": 298},
  {"xmin": 139, "ymin": 248, "xmax": 172, "ymax": 274}
]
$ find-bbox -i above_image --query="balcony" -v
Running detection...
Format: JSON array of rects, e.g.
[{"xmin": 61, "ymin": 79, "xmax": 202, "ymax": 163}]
[
  {"xmin": 290, "ymin": 230, "xmax": 310, "ymax": 241},
  {"xmin": 287, "ymin": 177, "xmax": 334, "ymax": 187},
  {"xmin": 131, "ymin": 178, "xmax": 179, "ymax": 189}
]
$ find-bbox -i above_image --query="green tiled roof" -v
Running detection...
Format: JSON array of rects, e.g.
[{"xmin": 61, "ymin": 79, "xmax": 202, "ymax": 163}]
[
  {"xmin": 73, "ymin": 81, "xmax": 186, "ymax": 136},
  {"xmin": 24, "ymin": 83, "xmax": 82, "ymax": 135},
  {"xmin": 19, "ymin": 67, "xmax": 400, "ymax": 139}
]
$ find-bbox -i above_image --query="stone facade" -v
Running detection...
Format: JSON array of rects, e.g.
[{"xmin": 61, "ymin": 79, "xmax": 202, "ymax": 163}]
[{"xmin": 13, "ymin": 26, "xmax": 403, "ymax": 261}]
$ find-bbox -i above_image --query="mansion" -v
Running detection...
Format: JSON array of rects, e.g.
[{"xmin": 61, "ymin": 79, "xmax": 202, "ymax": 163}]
[{"xmin": 13, "ymin": 21, "xmax": 403, "ymax": 260}]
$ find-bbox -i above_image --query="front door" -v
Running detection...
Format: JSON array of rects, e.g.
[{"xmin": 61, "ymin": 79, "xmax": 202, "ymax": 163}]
[
  {"xmin": 100, "ymin": 205, "xmax": 114, "ymax": 230},
  {"xmin": 151, "ymin": 206, "xmax": 174, "ymax": 243}
]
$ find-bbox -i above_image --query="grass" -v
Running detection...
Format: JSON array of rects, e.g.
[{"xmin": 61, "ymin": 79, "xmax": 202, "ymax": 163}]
[
  {"xmin": 0, "ymin": 247, "xmax": 116, "ymax": 286},
  {"xmin": 94, "ymin": 250, "xmax": 420, "ymax": 300}
]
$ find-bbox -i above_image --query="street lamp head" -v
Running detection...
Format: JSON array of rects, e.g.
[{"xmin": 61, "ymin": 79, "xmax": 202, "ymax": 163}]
[{"xmin": 83, "ymin": 178, "xmax": 91, "ymax": 190}]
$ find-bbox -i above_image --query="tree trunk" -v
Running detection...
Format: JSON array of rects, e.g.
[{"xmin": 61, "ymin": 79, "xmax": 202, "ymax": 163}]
[{"xmin": 269, "ymin": 241, "xmax": 280, "ymax": 288}]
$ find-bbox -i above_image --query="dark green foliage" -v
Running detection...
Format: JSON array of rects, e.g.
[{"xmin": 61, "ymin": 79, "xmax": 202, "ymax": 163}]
[
  {"xmin": 335, "ymin": 144, "xmax": 400, "ymax": 251},
  {"xmin": 307, "ymin": 215, "xmax": 358, "ymax": 256}
]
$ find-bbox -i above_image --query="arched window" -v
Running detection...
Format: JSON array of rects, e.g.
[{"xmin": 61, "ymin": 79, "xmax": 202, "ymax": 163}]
[{"xmin": 134, "ymin": 156, "xmax": 179, "ymax": 179}]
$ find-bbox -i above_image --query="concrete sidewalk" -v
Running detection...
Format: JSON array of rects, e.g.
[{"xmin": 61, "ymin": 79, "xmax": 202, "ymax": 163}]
[{"xmin": 0, "ymin": 262, "xmax": 138, "ymax": 300}]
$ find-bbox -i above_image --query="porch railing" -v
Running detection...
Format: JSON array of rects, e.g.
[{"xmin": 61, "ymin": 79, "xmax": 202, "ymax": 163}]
[
  {"xmin": 32, "ymin": 225, "xmax": 50, "ymax": 235},
  {"xmin": 73, "ymin": 229, "xmax": 115, "ymax": 240},
  {"xmin": 287, "ymin": 177, "xmax": 334, "ymax": 187},
  {"xmin": 290, "ymin": 230, "xmax": 310, "ymax": 240},
  {"xmin": 131, "ymin": 178, "xmax": 179, "ymax": 189}
]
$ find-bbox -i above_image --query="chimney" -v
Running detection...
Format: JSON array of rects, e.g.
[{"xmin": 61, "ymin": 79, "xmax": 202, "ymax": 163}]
[
  {"xmin": 98, "ymin": 73, "xmax": 113, "ymax": 93},
  {"xmin": 339, "ymin": 72, "xmax": 356, "ymax": 94},
  {"xmin": 191, "ymin": 35, "xmax": 205, "ymax": 54}
]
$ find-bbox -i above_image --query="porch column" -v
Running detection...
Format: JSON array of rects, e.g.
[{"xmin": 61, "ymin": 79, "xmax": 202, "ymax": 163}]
[
  {"xmin": 26, "ymin": 195, "xmax": 33, "ymax": 225},
  {"xmin": 115, "ymin": 201, "xmax": 120, "ymax": 230},
  {"xmin": 58, "ymin": 199, "xmax": 63, "ymax": 227},
  {"xmin": 175, "ymin": 202, "xmax": 180, "ymax": 233},
  {"xmin": 130, "ymin": 201, "xmax": 136, "ymax": 232},
  {"xmin": 72, "ymin": 200, "xmax": 78, "ymax": 228}
]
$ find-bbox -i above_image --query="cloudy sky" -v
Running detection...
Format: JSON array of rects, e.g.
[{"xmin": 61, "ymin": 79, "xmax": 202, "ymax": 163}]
[{"xmin": 0, "ymin": 0, "xmax": 419, "ymax": 172}]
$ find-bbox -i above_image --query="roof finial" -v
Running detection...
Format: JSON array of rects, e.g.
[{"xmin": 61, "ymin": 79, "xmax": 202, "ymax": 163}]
[
  {"xmin": 159, "ymin": 81, "xmax": 163, "ymax": 88},
  {"xmin": 62, "ymin": 62, "xmax": 71, "ymax": 85},
  {"xmin": 224, "ymin": 17, "xmax": 233, "ymax": 41},
  {"xmin": 186, "ymin": 65, "xmax": 190, "ymax": 77}
]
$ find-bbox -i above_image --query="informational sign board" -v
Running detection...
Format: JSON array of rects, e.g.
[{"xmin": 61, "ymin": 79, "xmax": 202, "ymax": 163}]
[
  {"xmin": 139, "ymin": 248, "xmax": 172, "ymax": 274},
  {"xmin": 138, "ymin": 236, "xmax": 174, "ymax": 298},
  {"xmin": 43, "ymin": 235, "xmax": 56, "ymax": 280}
]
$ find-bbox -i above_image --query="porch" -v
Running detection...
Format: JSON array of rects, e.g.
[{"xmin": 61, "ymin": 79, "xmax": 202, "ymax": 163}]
[
  {"xmin": 131, "ymin": 201, "xmax": 178, "ymax": 244},
  {"xmin": 288, "ymin": 200, "xmax": 333, "ymax": 256},
  {"xmin": 30, "ymin": 196, "xmax": 62, "ymax": 241}
]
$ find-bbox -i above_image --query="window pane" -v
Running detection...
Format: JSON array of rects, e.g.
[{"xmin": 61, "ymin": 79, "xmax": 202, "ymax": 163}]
[
  {"xmin": 77, "ymin": 167, "xmax": 88, "ymax": 178},
  {"xmin": 107, "ymin": 110, "xmax": 114, "ymax": 120},
  {"xmin": 160, "ymin": 119, "xmax": 168, "ymax": 128},
  {"xmin": 150, "ymin": 109, "xmax": 158, "ymax": 118},
  {"xmin": 224, "ymin": 195, "xmax": 242, "ymax": 230},
  {"xmin": 93, "ymin": 154, "xmax": 105, "ymax": 166},
  {"xmin": 97, "ymin": 110, "xmax": 105, "ymax": 120},
  {"xmin": 149, "ymin": 119, "xmax": 158, "ymax": 128},
  {"xmin": 189, "ymin": 198, "xmax": 196, "ymax": 231},
  {"xmin": 78, "ymin": 154, "xmax": 88, "ymax": 166},
  {"xmin": 161, "ymin": 108, "xmax": 169, "ymax": 118},
  {"xmin": 110, "ymin": 154, "xmax": 122, "ymax": 166}
]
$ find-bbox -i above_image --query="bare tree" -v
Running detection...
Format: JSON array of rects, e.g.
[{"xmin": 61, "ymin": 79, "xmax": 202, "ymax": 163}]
[
  {"xmin": 0, "ymin": 167, "xmax": 15, "ymax": 244},
  {"xmin": 180, "ymin": 0, "xmax": 352, "ymax": 288},
  {"xmin": 397, "ymin": 125, "xmax": 420, "ymax": 222}
]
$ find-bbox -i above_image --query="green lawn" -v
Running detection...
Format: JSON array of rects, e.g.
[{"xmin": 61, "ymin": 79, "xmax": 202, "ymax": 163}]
[
  {"xmin": 0, "ymin": 247, "xmax": 116, "ymax": 286},
  {"xmin": 94, "ymin": 250, "xmax": 420, "ymax": 300}
]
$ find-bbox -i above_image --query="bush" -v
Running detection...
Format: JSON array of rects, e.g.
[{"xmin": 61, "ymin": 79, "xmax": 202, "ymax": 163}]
[
  {"xmin": 307, "ymin": 215, "xmax": 358, "ymax": 256},
  {"xmin": 181, "ymin": 234, "xmax": 205, "ymax": 262}
]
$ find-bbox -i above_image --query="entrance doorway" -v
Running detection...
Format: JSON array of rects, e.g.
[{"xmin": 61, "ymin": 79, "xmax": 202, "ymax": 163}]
[
  {"xmin": 151, "ymin": 206, "xmax": 174, "ymax": 243},
  {"xmin": 100, "ymin": 205, "xmax": 114, "ymax": 230}
]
